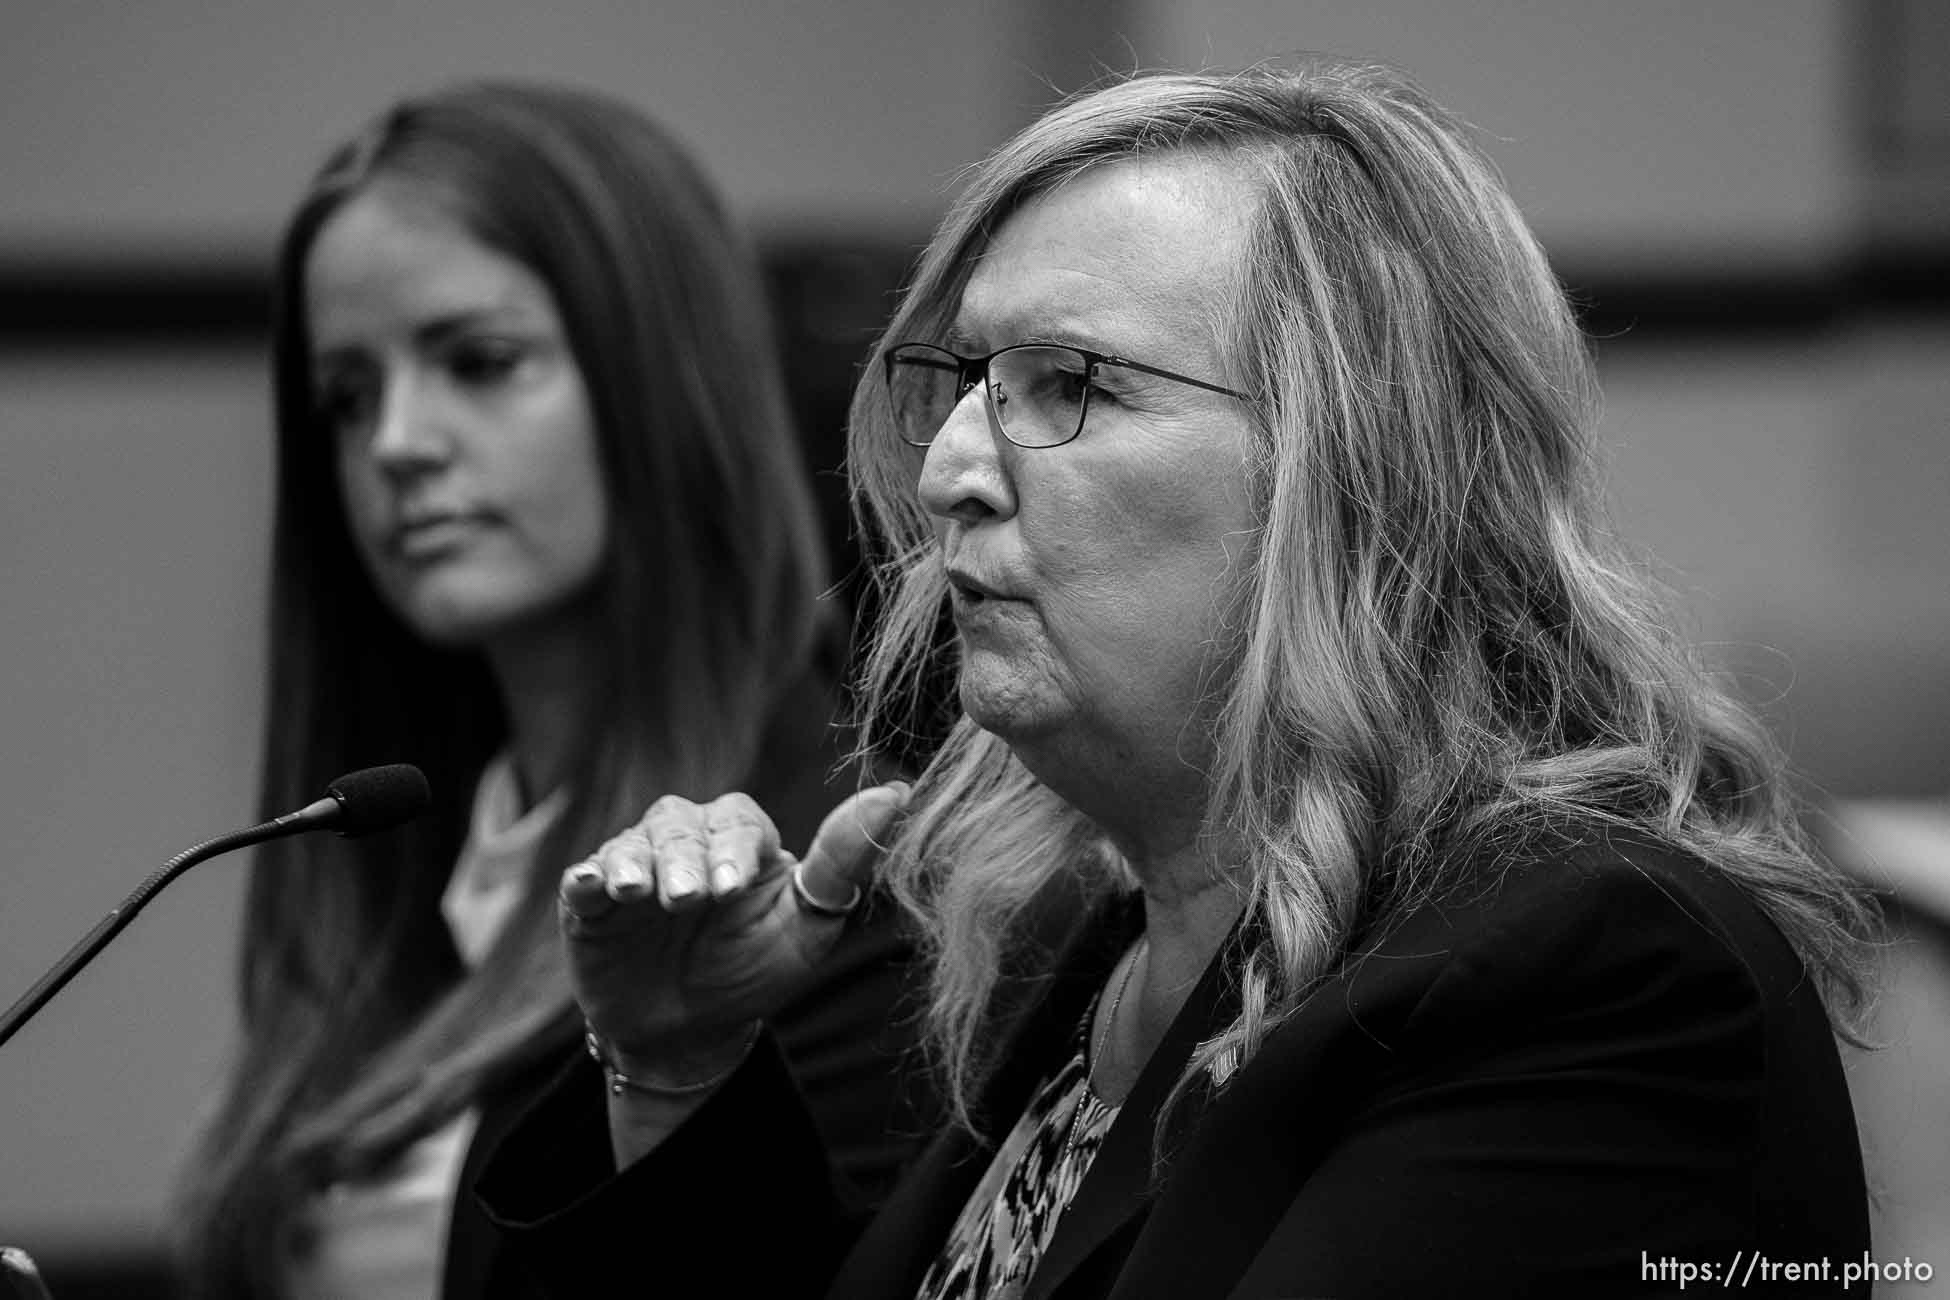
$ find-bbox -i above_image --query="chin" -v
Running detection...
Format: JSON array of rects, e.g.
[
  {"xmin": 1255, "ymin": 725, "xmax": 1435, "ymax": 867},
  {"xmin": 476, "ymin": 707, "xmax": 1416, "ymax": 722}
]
[
  {"xmin": 384, "ymin": 582, "xmax": 572, "ymax": 650},
  {"xmin": 403, "ymin": 617, "xmax": 494, "ymax": 650},
  {"xmin": 958, "ymin": 659, "xmax": 1066, "ymax": 745},
  {"xmin": 394, "ymin": 606, "xmax": 512, "ymax": 650}
]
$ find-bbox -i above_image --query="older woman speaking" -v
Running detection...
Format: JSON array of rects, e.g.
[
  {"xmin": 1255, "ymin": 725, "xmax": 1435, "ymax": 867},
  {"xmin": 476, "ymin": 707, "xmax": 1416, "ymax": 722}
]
[{"xmin": 474, "ymin": 58, "xmax": 1877, "ymax": 1298}]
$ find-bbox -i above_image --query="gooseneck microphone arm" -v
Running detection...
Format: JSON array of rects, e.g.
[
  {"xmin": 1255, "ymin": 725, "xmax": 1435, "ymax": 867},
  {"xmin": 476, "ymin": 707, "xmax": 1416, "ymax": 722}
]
[
  {"xmin": 0, "ymin": 815, "xmax": 302, "ymax": 1050},
  {"xmin": 0, "ymin": 764, "xmax": 429, "ymax": 1051}
]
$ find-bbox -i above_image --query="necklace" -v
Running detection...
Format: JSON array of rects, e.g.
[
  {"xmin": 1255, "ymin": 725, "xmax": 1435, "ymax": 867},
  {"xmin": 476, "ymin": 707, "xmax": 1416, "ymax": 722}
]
[{"xmin": 1062, "ymin": 934, "xmax": 1146, "ymax": 1174}]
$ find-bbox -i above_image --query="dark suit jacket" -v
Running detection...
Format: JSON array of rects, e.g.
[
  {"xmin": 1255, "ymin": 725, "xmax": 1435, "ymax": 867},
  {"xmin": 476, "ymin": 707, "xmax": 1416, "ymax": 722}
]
[
  {"xmin": 440, "ymin": 665, "xmax": 938, "ymax": 1299},
  {"xmin": 475, "ymin": 833, "xmax": 1867, "ymax": 1298},
  {"xmin": 440, "ymin": 885, "xmax": 932, "ymax": 1300}
]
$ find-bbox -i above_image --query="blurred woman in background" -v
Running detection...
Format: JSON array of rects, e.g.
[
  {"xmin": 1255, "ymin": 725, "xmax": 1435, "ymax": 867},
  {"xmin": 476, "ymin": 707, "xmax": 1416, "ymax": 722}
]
[{"xmin": 175, "ymin": 81, "xmax": 924, "ymax": 1299}]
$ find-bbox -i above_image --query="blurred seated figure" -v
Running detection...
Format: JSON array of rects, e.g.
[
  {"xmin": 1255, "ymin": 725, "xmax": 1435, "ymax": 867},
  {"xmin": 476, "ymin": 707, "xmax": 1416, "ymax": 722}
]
[
  {"xmin": 0, "ymin": 1249, "xmax": 53, "ymax": 1300},
  {"xmin": 1824, "ymin": 798, "xmax": 1950, "ymax": 1277},
  {"xmin": 172, "ymin": 81, "xmax": 929, "ymax": 1300}
]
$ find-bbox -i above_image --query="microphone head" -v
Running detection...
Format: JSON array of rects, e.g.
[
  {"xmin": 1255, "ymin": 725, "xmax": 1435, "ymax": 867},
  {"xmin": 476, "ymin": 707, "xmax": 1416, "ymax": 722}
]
[{"xmin": 324, "ymin": 764, "xmax": 431, "ymax": 837}]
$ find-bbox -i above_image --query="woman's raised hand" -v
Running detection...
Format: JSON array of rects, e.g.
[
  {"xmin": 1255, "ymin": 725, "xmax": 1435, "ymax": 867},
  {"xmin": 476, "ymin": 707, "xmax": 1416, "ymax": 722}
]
[{"xmin": 557, "ymin": 783, "xmax": 910, "ymax": 1079}]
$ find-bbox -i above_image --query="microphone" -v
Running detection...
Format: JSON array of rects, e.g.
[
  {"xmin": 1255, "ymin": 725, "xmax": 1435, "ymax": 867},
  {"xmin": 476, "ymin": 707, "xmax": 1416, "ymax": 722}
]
[
  {"xmin": 0, "ymin": 764, "xmax": 430, "ymax": 1049},
  {"xmin": 276, "ymin": 763, "xmax": 434, "ymax": 837}
]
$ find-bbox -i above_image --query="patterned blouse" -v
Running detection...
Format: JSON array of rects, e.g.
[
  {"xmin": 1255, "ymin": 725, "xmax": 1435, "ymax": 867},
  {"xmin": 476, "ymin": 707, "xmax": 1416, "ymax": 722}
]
[{"xmin": 915, "ymin": 994, "xmax": 1120, "ymax": 1300}]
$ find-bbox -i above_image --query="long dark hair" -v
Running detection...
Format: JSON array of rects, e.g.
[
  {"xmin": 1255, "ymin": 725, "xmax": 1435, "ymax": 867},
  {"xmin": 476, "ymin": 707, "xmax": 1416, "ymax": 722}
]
[{"xmin": 177, "ymin": 81, "xmax": 832, "ymax": 1294}]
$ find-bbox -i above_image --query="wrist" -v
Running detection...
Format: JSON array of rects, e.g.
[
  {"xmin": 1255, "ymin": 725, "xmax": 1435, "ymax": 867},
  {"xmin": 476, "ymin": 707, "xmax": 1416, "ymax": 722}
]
[{"xmin": 584, "ymin": 1020, "xmax": 760, "ymax": 1098}]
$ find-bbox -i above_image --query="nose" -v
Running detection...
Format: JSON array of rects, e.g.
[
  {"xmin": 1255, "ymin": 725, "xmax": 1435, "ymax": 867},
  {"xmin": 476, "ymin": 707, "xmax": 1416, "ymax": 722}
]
[
  {"xmin": 916, "ymin": 380, "xmax": 1016, "ymax": 526},
  {"xmin": 365, "ymin": 368, "xmax": 451, "ymax": 477}
]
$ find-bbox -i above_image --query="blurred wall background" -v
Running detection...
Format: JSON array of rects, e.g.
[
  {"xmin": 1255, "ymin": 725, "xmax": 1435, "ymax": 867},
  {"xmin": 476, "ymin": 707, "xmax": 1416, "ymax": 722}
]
[{"xmin": 2, "ymin": 0, "xmax": 1944, "ymax": 1291}]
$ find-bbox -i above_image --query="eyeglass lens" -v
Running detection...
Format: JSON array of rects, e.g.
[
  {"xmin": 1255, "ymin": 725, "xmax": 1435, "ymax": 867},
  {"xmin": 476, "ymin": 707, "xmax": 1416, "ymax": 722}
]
[{"xmin": 888, "ymin": 345, "xmax": 1091, "ymax": 448}]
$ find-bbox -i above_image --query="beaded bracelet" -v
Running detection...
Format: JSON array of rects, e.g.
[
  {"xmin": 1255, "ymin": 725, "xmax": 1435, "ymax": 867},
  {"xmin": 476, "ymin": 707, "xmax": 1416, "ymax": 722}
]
[{"xmin": 583, "ymin": 1021, "xmax": 760, "ymax": 1098}]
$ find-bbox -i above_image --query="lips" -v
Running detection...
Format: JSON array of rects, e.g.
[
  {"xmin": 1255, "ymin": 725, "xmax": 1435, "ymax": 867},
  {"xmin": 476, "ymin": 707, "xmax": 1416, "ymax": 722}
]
[
  {"xmin": 945, "ymin": 567, "xmax": 1016, "ymax": 601},
  {"xmin": 948, "ymin": 573, "xmax": 998, "ymax": 600},
  {"xmin": 943, "ymin": 564, "xmax": 1032, "ymax": 634},
  {"xmin": 390, "ymin": 510, "xmax": 488, "ymax": 559}
]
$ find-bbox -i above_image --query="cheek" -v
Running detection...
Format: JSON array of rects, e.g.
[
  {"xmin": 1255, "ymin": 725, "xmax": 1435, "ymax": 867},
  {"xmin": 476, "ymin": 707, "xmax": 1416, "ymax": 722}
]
[
  {"xmin": 561, "ymin": 489, "xmax": 610, "ymax": 582},
  {"xmin": 526, "ymin": 425, "xmax": 611, "ymax": 580},
  {"xmin": 334, "ymin": 448, "xmax": 390, "ymax": 557},
  {"xmin": 1028, "ymin": 451, "xmax": 1251, "ymax": 680},
  {"xmin": 1036, "ymin": 456, "xmax": 1248, "ymax": 596}
]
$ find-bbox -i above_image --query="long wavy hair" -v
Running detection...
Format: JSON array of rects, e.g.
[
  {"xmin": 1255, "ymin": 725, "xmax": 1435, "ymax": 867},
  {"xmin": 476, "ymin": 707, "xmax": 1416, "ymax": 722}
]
[
  {"xmin": 176, "ymin": 81, "xmax": 832, "ymax": 1294},
  {"xmin": 846, "ymin": 58, "xmax": 1880, "ymax": 1135}
]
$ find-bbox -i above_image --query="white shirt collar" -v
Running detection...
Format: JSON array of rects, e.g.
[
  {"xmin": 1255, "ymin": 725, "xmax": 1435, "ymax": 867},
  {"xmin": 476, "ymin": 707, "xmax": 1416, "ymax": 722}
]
[{"xmin": 437, "ymin": 753, "xmax": 569, "ymax": 968}]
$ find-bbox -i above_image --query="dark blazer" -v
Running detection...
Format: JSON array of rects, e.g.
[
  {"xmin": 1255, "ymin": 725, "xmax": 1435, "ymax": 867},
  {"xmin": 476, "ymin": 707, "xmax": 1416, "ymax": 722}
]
[
  {"xmin": 440, "ymin": 886, "xmax": 932, "ymax": 1300},
  {"xmin": 439, "ymin": 664, "xmax": 938, "ymax": 1299},
  {"xmin": 475, "ymin": 833, "xmax": 1868, "ymax": 1299}
]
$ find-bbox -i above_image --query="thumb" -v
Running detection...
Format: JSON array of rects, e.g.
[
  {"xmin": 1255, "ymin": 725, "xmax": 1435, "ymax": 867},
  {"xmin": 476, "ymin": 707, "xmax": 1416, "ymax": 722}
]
[{"xmin": 794, "ymin": 781, "xmax": 912, "ymax": 910}]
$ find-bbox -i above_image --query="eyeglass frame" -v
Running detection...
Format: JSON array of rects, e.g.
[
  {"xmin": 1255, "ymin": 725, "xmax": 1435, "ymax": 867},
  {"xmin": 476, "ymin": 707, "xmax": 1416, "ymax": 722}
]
[{"xmin": 882, "ymin": 340, "xmax": 1251, "ymax": 449}]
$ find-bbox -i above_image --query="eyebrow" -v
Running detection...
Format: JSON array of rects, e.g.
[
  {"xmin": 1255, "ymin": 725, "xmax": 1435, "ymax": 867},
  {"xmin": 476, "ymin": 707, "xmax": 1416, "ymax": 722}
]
[
  {"xmin": 940, "ymin": 320, "xmax": 984, "ymax": 352},
  {"xmin": 942, "ymin": 318, "xmax": 1126, "ymax": 358},
  {"xmin": 311, "ymin": 308, "xmax": 532, "ymax": 364}
]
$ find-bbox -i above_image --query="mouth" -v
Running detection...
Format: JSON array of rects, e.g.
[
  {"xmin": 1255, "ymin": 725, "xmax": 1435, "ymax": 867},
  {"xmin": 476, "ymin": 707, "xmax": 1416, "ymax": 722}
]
[
  {"xmin": 946, "ymin": 569, "xmax": 1009, "ymax": 603},
  {"xmin": 945, "ymin": 569, "xmax": 1029, "ymax": 627},
  {"xmin": 390, "ymin": 511, "xmax": 487, "ymax": 559}
]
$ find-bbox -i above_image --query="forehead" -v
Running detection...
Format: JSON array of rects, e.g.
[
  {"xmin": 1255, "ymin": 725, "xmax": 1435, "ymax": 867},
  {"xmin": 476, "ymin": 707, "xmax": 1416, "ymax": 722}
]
[
  {"xmin": 305, "ymin": 184, "xmax": 556, "ymax": 343},
  {"xmin": 955, "ymin": 151, "xmax": 1256, "ymax": 359}
]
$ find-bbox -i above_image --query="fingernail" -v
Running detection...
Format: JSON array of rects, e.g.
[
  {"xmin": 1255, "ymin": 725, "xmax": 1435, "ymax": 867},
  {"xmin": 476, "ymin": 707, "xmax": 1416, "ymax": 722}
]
[
  {"xmin": 667, "ymin": 871, "xmax": 699, "ymax": 901},
  {"xmin": 568, "ymin": 863, "xmax": 603, "ymax": 888},
  {"xmin": 712, "ymin": 862, "xmax": 742, "ymax": 895},
  {"xmin": 611, "ymin": 876, "xmax": 649, "ymax": 900}
]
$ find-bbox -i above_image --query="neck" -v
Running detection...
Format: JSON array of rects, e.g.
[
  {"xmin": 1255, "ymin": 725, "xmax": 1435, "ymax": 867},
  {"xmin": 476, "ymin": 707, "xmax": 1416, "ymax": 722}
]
[
  {"xmin": 1136, "ymin": 866, "xmax": 1243, "ymax": 999},
  {"xmin": 1089, "ymin": 825, "xmax": 1245, "ymax": 1103},
  {"xmin": 1111, "ymin": 800, "xmax": 1244, "ymax": 987},
  {"xmin": 482, "ymin": 610, "xmax": 599, "ymax": 809}
]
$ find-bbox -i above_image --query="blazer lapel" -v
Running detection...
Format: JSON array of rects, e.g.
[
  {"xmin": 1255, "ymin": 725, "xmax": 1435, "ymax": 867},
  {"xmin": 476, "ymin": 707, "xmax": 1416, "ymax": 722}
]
[
  {"xmin": 1024, "ymin": 916, "xmax": 1249, "ymax": 1300},
  {"xmin": 827, "ymin": 895, "xmax": 1144, "ymax": 1300},
  {"xmin": 1075, "ymin": 904, "xmax": 1461, "ymax": 1299},
  {"xmin": 828, "ymin": 1123, "xmax": 994, "ymax": 1298}
]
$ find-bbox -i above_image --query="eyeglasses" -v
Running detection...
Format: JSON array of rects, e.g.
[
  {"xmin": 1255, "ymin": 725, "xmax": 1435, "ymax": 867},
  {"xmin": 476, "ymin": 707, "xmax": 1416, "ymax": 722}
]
[{"xmin": 883, "ymin": 341, "xmax": 1249, "ymax": 449}]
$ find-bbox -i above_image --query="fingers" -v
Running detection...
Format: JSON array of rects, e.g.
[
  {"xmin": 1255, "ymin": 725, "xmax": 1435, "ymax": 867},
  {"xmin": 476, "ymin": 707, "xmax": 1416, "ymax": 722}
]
[
  {"xmin": 559, "ymin": 786, "xmax": 881, "ymax": 931},
  {"xmin": 561, "ymin": 794, "xmax": 785, "ymax": 921},
  {"xmin": 557, "ymin": 826, "xmax": 653, "ymax": 932},
  {"xmin": 794, "ymin": 782, "xmax": 912, "ymax": 916},
  {"xmin": 558, "ymin": 854, "xmax": 615, "ymax": 925},
  {"xmin": 643, "ymin": 795, "xmax": 712, "ymax": 909},
  {"xmin": 702, "ymin": 792, "xmax": 780, "ymax": 899},
  {"xmin": 641, "ymin": 792, "xmax": 781, "ymax": 908}
]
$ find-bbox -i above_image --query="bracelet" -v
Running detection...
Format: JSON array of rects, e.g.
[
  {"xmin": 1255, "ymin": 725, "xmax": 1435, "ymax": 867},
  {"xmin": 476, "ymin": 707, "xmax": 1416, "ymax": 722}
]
[{"xmin": 583, "ymin": 1021, "xmax": 760, "ymax": 1098}]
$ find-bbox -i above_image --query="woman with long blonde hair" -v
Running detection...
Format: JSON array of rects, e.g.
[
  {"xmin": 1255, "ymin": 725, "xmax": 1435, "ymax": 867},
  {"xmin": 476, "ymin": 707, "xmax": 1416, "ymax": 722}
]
[{"xmin": 476, "ymin": 59, "xmax": 1875, "ymax": 1298}]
